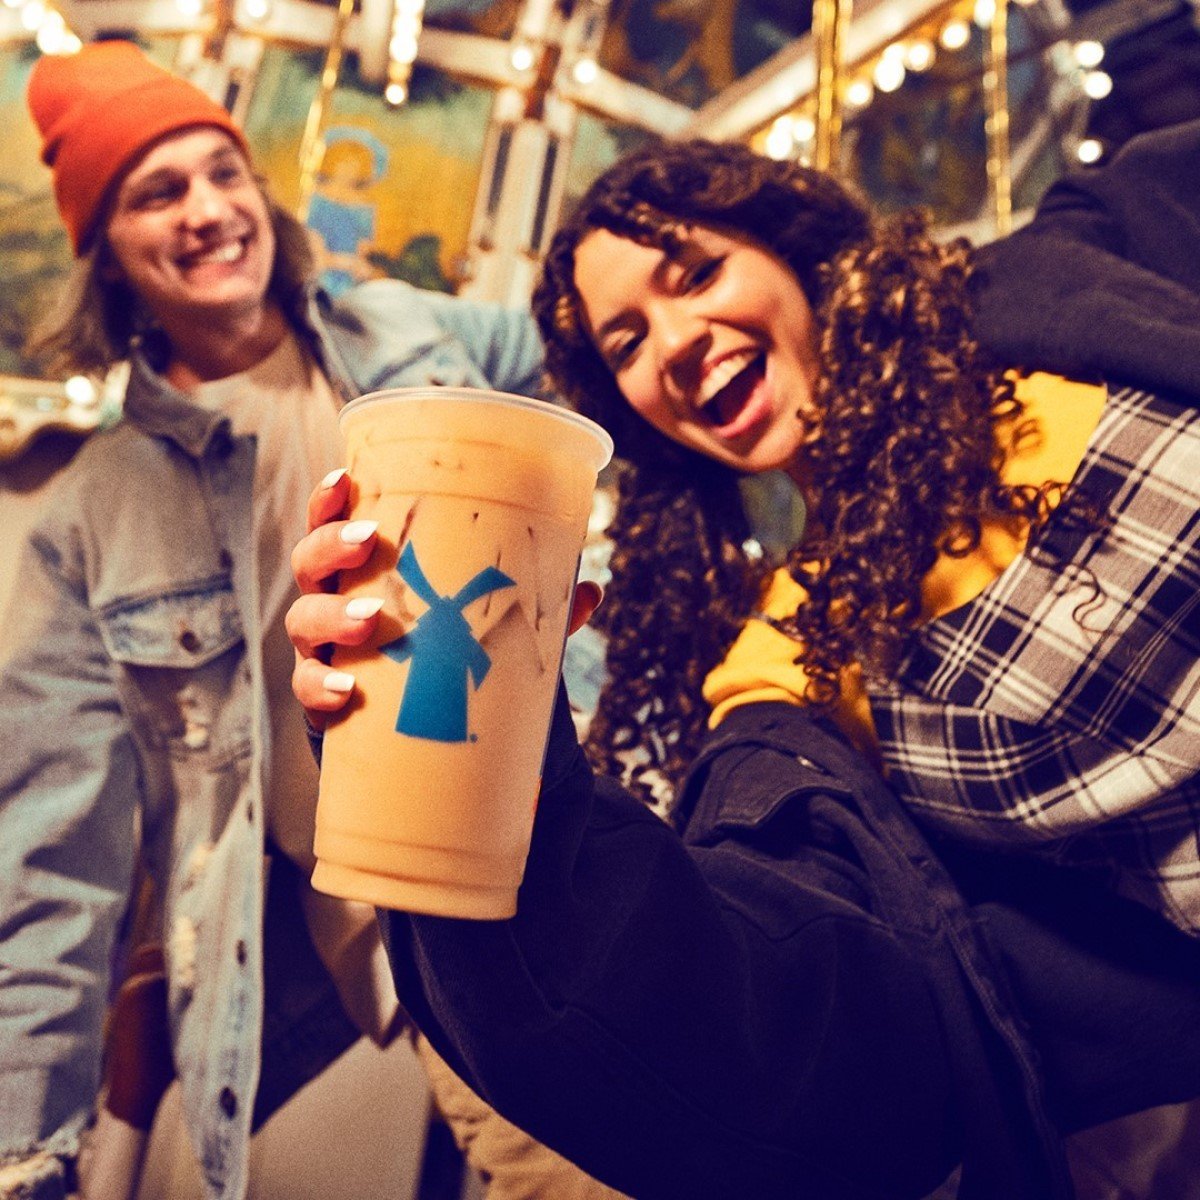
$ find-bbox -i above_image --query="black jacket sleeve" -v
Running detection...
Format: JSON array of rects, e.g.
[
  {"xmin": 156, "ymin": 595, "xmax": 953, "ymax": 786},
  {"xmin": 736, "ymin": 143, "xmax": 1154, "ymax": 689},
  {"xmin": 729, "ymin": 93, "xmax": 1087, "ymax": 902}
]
[
  {"xmin": 384, "ymin": 695, "xmax": 986, "ymax": 1200},
  {"xmin": 972, "ymin": 117, "xmax": 1200, "ymax": 401}
]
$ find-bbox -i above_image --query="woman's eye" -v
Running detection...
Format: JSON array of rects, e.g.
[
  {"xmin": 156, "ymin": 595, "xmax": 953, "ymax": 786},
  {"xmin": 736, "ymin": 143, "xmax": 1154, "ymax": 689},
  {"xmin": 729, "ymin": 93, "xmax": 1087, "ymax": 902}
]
[
  {"xmin": 607, "ymin": 333, "xmax": 642, "ymax": 371},
  {"xmin": 683, "ymin": 257, "xmax": 723, "ymax": 291}
]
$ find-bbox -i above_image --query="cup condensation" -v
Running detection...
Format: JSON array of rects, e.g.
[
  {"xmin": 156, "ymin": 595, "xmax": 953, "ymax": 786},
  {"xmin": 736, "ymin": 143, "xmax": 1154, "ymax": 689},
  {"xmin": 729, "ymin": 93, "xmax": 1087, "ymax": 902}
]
[{"xmin": 312, "ymin": 387, "xmax": 613, "ymax": 919}]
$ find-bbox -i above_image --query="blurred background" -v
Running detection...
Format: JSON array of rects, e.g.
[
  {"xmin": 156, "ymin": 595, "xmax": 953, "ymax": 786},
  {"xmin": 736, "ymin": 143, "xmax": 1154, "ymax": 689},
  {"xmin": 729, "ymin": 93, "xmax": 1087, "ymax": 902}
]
[
  {"xmin": 2, "ymin": 0, "xmax": 1198, "ymax": 391},
  {"xmin": 1, "ymin": 3, "xmax": 1198, "ymax": 1195}
]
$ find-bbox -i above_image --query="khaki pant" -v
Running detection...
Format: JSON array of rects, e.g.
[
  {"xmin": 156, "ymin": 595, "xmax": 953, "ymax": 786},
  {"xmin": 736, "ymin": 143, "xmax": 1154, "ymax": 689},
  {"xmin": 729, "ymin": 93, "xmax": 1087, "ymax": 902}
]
[{"xmin": 416, "ymin": 1035, "xmax": 632, "ymax": 1200}]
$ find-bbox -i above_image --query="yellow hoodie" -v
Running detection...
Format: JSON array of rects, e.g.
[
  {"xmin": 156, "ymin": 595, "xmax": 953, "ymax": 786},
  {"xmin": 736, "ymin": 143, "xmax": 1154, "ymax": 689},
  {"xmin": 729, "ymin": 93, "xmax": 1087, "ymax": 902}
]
[{"xmin": 702, "ymin": 372, "xmax": 1107, "ymax": 765}]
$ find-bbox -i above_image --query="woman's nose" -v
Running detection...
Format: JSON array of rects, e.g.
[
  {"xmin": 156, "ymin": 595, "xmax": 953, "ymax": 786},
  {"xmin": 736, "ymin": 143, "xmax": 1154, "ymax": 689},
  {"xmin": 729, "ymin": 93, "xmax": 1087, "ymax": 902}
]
[{"xmin": 654, "ymin": 306, "xmax": 708, "ymax": 382}]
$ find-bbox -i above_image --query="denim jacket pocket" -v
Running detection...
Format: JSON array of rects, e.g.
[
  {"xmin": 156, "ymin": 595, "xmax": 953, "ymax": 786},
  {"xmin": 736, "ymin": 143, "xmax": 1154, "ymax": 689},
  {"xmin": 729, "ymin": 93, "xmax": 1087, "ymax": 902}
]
[{"xmin": 96, "ymin": 579, "xmax": 251, "ymax": 761}]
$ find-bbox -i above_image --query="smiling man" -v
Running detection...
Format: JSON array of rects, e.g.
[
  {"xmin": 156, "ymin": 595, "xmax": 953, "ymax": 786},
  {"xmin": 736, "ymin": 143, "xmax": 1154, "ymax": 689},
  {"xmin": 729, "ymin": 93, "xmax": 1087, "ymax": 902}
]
[{"xmin": 0, "ymin": 39, "xmax": 553, "ymax": 1200}]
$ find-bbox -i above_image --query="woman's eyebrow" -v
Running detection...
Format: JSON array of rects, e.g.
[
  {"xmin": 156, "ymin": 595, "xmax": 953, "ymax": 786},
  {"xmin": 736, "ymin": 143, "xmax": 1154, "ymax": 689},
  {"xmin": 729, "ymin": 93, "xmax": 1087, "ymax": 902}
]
[{"xmin": 591, "ymin": 249, "xmax": 674, "ymax": 344}]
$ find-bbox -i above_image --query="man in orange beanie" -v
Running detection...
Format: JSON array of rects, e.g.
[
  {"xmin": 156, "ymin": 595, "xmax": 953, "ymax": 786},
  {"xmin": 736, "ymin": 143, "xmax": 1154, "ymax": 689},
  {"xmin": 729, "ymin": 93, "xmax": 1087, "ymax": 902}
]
[
  {"xmin": 0, "ymin": 38, "xmax": 563, "ymax": 1200},
  {"xmin": 27, "ymin": 40, "xmax": 249, "ymax": 256}
]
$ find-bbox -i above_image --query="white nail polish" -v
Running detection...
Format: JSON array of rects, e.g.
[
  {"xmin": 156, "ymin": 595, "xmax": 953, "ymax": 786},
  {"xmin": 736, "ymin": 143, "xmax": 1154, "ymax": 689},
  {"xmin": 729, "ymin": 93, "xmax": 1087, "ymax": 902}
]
[
  {"xmin": 321, "ymin": 467, "xmax": 348, "ymax": 489},
  {"xmin": 323, "ymin": 671, "xmax": 356, "ymax": 693},
  {"xmin": 340, "ymin": 520, "xmax": 379, "ymax": 545},
  {"xmin": 345, "ymin": 597, "xmax": 384, "ymax": 620}
]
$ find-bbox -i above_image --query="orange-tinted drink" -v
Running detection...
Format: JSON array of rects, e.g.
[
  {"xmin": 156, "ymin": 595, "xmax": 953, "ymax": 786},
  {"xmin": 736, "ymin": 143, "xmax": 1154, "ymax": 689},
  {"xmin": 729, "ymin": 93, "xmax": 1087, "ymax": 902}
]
[{"xmin": 313, "ymin": 387, "xmax": 612, "ymax": 918}]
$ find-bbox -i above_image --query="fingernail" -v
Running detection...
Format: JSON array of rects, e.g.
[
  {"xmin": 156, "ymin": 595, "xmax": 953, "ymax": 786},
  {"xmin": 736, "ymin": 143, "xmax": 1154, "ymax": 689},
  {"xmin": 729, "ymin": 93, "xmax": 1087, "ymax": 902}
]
[
  {"xmin": 345, "ymin": 597, "xmax": 384, "ymax": 620},
  {"xmin": 321, "ymin": 467, "xmax": 348, "ymax": 489},
  {"xmin": 340, "ymin": 520, "xmax": 378, "ymax": 545},
  {"xmin": 323, "ymin": 671, "xmax": 356, "ymax": 693}
]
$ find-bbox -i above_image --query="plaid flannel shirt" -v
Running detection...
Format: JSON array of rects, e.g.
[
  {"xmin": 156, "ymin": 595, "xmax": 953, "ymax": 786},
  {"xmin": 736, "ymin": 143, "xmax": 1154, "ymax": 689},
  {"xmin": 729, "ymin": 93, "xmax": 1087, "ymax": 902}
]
[{"xmin": 874, "ymin": 385, "xmax": 1200, "ymax": 931}]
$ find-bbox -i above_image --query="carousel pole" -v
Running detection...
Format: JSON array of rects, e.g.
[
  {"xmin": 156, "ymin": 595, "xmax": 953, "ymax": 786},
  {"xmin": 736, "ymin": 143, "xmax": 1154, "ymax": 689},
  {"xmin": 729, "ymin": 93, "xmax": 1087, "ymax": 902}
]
[
  {"xmin": 982, "ymin": 0, "xmax": 1013, "ymax": 237},
  {"xmin": 811, "ymin": 0, "xmax": 851, "ymax": 173},
  {"xmin": 296, "ymin": 0, "xmax": 357, "ymax": 221}
]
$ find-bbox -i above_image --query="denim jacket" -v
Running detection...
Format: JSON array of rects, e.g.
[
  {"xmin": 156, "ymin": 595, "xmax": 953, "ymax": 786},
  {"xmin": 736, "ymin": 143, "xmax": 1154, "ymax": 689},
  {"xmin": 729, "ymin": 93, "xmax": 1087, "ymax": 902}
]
[{"xmin": 0, "ymin": 280, "xmax": 544, "ymax": 1198}]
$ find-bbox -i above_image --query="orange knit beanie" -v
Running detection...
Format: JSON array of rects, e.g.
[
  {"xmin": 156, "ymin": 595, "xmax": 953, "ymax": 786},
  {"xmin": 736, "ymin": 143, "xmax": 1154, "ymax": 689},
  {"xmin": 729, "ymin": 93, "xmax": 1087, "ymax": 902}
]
[{"xmin": 27, "ymin": 41, "xmax": 249, "ymax": 255}]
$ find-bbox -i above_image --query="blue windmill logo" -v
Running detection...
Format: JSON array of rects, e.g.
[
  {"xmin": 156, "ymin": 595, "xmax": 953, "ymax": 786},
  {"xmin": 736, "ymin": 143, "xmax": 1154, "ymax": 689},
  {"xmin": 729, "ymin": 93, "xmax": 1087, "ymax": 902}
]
[{"xmin": 381, "ymin": 542, "xmax": 516, "ymax": 742}]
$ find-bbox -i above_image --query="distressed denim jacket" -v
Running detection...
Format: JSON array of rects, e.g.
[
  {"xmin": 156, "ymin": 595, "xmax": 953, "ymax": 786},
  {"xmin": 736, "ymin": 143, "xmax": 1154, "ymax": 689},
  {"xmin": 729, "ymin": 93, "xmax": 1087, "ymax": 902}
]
[{"xmin": 0, "ymin": 280, "xmax": 545, "ymax": 1198}]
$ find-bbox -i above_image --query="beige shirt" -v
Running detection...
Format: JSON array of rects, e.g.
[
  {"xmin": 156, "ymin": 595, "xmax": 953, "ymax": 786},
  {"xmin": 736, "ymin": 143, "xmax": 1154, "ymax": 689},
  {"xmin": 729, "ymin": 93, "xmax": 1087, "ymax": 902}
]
[{"xmin": 191, "ymin": 332, "xmax": 402, "ymax": 1044}]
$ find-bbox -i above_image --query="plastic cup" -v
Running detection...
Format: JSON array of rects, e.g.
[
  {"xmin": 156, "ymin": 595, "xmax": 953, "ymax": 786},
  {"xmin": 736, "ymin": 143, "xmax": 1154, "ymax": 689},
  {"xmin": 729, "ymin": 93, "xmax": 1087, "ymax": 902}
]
[{"xmin": 312, "ymin": 387, "xmax": 613, "ymax": 919}]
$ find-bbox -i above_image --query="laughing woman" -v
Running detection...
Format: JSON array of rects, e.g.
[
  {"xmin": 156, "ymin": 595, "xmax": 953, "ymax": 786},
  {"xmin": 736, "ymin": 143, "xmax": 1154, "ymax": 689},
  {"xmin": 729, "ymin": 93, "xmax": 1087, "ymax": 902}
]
[
  {"xmin": 287, "ymin": 128, "xmax": 1200, "ymax": 1199},
  {"xmin": 538, "ymin": 135, "xmax": 1200, "ymax": 934}
]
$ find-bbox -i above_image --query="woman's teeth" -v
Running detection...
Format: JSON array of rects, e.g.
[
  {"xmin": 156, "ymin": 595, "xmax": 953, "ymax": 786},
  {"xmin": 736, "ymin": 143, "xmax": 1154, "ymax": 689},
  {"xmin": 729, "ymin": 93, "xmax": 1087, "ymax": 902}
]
[
  {"xmin": 696, "ymin": 351, "xmax": 763, "ymax": 427},
  {"xmin": 697, "ymin": 350, "xmax": 759, "ymax": 410}
]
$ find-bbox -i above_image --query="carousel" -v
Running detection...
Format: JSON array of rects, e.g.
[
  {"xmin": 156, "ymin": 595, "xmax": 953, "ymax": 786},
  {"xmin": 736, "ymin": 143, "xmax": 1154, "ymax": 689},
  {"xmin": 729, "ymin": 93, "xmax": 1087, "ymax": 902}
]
[{"xmin": 0, "ymin": 0, "xmax": 1194, "ymax": 462}]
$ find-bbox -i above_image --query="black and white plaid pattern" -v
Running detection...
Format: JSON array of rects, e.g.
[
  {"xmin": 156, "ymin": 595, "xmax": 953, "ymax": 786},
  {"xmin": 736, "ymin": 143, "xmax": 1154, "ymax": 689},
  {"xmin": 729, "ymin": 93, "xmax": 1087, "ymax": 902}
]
[{"xmin": 872, "ymin": 386, "xmax": 1200, "ymax": 931}]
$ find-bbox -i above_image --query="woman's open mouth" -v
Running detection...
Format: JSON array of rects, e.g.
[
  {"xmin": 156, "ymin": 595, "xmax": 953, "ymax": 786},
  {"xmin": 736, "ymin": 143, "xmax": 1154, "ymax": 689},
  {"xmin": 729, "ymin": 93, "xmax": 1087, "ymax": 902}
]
[{"xmin": 697, "ymin": 351, "xmax": 768, "ymax": 438}]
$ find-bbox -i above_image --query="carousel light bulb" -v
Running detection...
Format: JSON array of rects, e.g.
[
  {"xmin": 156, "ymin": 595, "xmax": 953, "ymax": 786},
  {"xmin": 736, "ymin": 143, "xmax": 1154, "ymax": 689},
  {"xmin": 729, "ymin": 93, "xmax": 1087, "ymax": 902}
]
[
  {"xmin": 2, "ymin": 0, "xmax": 21, "ymax": 12},
  {"xmin": 904, "ymin": 39, "xmax": 936, "ymax": 72},
  {"xmin": 510, "ymin": 43, "xmax": 534, "ymax": 72},
  {"xmin": 385, "ymin": 81, "xmax": 407, "ymax": 105},
  {"xmin": 572, "ymin": 57, "xmax": 598, "ymax": 85},
  {"xmin": 764, "ymin": 115, "xmax": 794, "ymax": 160},
  {"xmin": 243, "ymin": 0, "xmax": 270, "ymax": 20},
  {"xmin": 792, "ymin": 113, "xmax": 816, "ymax": 142},
  {"xmin": 939, "ymin": 19, "xmax": 970, "ymax": 51},
  {"xmin": 1073, "ymin": 39, "xmax": 1104, "ymax": 68},
  {"xmin": 389, "ymin": 32, "xmax": 419, "ymax": 62},
  {"xmin": 845, "ymin": 77, "xmax": 874, "ymax": 108},
  {"xmin": 36, "ymin": 19, "xmax": 66, "ymax": 51},
  {"xmin": 973, "ymin": 0, "xmax": 995, "ymax": 29},
  {"xmin": 20, "ymin": 0, "xmax": 46, "ymax": 30},
  {"xmin": 1076, "ymin": 138, "xmax": 1103, "ymax": 164},
  {"xmin": 64, "ymin": 375, "xmax": 97, "ymax": 407},
  {"xmin": 175, "ymin": 0, "xmax": 204, "ymax": 17},
  {"xmin": 392, "ymin": 10, "xmax": 421, "ymax": 39},
  {"xmin": 873, "ymin": 55, "xmax": 906, "ymax": 93},
  {"xmin": 1082, "ymin": 69, "xmax": 1112, "ymax": 100}
]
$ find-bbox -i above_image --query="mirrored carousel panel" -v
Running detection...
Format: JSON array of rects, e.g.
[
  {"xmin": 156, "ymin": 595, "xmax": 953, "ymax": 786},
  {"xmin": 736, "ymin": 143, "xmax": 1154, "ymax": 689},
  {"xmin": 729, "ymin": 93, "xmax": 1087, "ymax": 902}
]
[
  {"xmin": 244, "ymin": 47, "xmax": 492, "ymax": 294},
  {"xmin": 594, "ymin": 0, "xmax": 812, "ymax": 110}
]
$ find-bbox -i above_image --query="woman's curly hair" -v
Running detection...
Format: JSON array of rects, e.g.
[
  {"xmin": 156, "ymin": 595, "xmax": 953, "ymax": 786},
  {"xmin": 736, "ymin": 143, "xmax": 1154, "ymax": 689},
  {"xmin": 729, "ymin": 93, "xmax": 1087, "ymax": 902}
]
[{"xmin": 534, "ymin": 138, "xmax": 1048, "ymax": 801}]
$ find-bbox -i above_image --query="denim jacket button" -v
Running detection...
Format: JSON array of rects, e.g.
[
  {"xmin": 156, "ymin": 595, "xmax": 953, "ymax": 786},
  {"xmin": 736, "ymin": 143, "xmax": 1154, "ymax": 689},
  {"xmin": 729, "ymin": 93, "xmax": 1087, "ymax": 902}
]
[
  {"xmin": 218, "ymin": 1087, "xmax": 238, "ymax": 1119},
  {"xmin": 178, "ymin": 629, "xmax": 202, "ymax": 654}
]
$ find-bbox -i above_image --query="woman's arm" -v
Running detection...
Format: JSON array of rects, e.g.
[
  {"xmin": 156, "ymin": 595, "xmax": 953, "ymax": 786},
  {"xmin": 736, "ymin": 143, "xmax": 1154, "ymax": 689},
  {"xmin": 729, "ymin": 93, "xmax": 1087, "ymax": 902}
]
[
  {"xmin": 384, "ymin": 692, "xmax": 959, "ymax": 1200},
  {"xmin": 973, "ymin": 119, "xmax": 1200, "ymax": 400},
  {"xmin": 287, "ymin": 482, "xmax": 961, "ymax": 1200}
]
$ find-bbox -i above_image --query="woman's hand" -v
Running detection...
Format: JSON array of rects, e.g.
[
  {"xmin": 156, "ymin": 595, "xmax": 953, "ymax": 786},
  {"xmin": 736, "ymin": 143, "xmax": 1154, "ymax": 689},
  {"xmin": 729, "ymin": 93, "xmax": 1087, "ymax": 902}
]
[
  {"xmin": 286, "ymin": 468, "xmax": 384, "ymax": 731},
  {"xmin": 287, "ymin": 468, "xmax": 602, "ymax": 732}
]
